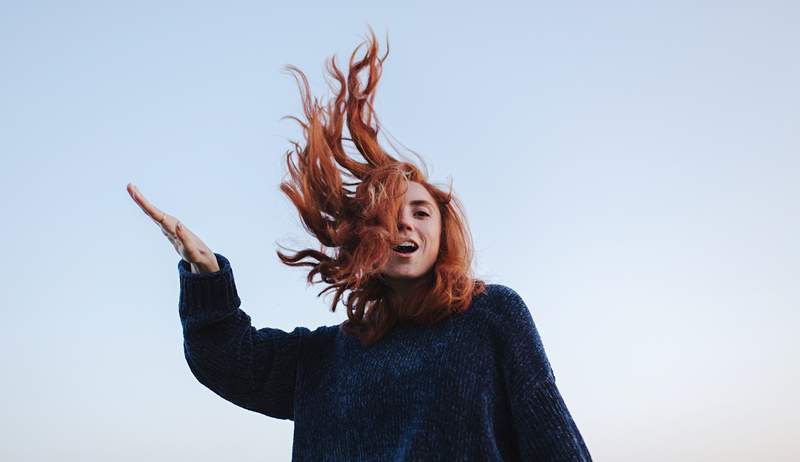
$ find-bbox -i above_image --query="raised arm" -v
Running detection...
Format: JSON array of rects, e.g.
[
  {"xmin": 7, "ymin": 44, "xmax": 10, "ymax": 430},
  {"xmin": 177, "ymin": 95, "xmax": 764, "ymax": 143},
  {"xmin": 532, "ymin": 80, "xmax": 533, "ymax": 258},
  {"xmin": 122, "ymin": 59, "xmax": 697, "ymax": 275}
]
[
  {"xmin": 126, "ymin": 183, "xmax": 306, "ymax": 420},
  {"xmin": 179, "ymin": 252, "xmax": 308, "ymax": 420}
]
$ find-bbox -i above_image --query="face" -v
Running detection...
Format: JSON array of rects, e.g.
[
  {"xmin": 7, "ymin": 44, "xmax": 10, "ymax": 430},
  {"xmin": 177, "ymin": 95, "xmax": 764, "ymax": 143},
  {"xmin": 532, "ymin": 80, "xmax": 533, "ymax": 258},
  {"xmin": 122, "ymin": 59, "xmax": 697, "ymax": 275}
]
[{"xmin": 381, "ymin": 181, "xmax": 442, "ymax": 286}]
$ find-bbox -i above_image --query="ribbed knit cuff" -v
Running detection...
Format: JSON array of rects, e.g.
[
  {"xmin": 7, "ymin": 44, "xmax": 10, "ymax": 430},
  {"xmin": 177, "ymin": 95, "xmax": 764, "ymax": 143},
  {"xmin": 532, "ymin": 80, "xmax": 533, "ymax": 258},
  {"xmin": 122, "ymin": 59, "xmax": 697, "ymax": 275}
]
[{"xmin": 177, "ymin": 253, "xmax": 242, "ymax": 331}]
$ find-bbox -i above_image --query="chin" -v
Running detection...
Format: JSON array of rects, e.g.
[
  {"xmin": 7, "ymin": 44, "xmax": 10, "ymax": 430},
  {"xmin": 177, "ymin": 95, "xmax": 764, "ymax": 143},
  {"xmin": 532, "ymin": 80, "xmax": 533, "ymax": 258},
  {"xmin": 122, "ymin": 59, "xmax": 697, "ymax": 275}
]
[
  {"xmin": 381, "ymin": 260, "xmax": 436, "ymax": 283},
  {"xmin": 384, "ymin": 271, "xmax": 421, "ymax": 280},
  {"xmin": 383, "ymin": 267, "xmax": 434, "ymax": 282}
]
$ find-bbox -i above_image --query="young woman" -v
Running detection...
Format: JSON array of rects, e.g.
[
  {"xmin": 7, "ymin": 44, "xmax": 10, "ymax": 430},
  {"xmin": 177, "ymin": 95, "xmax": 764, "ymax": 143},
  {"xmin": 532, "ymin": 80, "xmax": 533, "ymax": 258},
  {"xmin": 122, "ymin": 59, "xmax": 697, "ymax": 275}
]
[{"xmin": 128, "ymin": 30, "xmax": 592, "ymax": 461}]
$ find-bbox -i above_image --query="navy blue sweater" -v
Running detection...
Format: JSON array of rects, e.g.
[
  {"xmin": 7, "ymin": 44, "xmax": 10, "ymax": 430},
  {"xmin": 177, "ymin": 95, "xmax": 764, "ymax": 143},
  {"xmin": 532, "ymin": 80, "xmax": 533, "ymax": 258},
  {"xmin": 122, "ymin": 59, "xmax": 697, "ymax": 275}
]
[{"xmin": 178, "ymin": 253, "xmax": 592, "ymax": 461}]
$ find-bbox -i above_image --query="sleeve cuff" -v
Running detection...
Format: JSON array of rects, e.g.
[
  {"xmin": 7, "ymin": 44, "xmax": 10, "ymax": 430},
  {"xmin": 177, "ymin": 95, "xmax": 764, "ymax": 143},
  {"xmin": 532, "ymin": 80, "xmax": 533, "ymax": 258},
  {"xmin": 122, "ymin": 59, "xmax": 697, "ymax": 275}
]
[{"xmin": 177, "ymin": 253, "xmax": 242, "ymax": 329}]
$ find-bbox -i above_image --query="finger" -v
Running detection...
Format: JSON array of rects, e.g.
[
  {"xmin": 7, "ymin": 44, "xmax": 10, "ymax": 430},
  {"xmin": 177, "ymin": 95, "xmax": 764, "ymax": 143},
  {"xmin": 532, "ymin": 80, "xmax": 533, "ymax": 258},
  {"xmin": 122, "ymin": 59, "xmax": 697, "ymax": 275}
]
[
  {"xmin": 135, "ymin": 187, "xmax": 166, "ymax": 224},
  {"xmin": 160, "ymin": 217, "xmax": 181, "ymax": 237},
  {"xmin": 128, "ymin": 183, "xmax": 156, "ymax": 217},
  {"xmin": 128, "ymin": 183, "xmax": 167, "ymax": 224}
]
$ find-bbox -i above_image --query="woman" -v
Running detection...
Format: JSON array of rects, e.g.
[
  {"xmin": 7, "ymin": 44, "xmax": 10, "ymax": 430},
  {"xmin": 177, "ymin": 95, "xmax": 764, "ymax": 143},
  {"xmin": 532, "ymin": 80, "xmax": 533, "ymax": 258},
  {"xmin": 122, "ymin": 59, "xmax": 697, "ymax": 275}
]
[{"xmin": 127, "ymin": 29, "xmax": 592, "ymax": 461}]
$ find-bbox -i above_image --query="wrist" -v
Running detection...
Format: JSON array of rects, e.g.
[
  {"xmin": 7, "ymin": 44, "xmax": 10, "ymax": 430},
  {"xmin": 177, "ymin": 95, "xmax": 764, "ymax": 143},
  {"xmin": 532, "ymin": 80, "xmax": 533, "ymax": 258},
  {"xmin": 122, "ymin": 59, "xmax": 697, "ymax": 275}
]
[{"xmin": 190, "ymin": 255, "xmax": 220, "ymax": 274}]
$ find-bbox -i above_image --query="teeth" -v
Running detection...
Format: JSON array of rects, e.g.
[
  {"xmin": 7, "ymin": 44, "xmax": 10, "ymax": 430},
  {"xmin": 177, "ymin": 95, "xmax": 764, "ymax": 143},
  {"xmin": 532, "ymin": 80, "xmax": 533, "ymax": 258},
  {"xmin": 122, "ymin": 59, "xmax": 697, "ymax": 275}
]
[{"xmin": 393, "ymin": 240, "xmax": 418, "ymax": 251}]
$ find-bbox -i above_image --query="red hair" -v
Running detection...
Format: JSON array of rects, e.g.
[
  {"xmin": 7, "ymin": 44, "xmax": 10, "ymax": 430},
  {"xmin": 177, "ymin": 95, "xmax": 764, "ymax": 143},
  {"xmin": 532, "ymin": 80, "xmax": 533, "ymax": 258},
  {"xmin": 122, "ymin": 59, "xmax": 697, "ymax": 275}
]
[{"xmin": 277, "ymin": 28, "xmax": 486, "ymax": 346}]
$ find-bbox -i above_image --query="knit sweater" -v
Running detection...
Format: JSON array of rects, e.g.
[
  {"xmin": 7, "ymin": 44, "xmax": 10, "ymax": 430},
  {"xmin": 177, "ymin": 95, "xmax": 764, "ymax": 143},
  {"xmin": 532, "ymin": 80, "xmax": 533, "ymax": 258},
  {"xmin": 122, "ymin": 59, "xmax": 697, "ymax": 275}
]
[{"xmin": 178, "ymin": 253, "xmax": 592, "ymax": 461}]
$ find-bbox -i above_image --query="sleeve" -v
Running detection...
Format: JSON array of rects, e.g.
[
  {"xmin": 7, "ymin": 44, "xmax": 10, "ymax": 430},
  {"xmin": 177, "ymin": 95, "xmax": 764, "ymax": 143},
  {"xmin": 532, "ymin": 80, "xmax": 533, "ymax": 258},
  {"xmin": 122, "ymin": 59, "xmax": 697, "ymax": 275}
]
[
  {"xmin": 177, "ymin": 252, "xmax": 308, "ymax": 421},
  {"xmin": 495, "ymin": 285, "xmax": 593, "ymax": 461}
]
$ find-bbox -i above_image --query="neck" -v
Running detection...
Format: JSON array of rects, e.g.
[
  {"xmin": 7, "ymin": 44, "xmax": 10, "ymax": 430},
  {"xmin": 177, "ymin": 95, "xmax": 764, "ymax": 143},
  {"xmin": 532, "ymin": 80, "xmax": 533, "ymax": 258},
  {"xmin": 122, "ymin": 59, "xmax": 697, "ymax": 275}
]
[{"xmin": 383, "ymin": 272, "xmax": 433, "ymax": 305}]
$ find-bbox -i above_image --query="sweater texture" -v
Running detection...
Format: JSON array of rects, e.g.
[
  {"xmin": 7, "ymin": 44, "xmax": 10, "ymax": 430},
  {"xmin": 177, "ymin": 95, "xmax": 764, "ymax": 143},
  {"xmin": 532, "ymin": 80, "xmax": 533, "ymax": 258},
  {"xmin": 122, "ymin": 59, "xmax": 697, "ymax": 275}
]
[{"xmin": 178, "ymin": 253, "xmax": 592, "ymax": 461}]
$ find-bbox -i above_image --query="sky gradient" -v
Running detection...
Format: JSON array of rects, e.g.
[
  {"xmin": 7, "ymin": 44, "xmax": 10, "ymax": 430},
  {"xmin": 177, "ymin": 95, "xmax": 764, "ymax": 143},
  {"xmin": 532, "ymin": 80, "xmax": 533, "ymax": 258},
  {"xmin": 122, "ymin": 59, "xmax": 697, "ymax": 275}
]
[{"xmin": 2, "ymin": 2, "xmax": 798, "ymax": 461}]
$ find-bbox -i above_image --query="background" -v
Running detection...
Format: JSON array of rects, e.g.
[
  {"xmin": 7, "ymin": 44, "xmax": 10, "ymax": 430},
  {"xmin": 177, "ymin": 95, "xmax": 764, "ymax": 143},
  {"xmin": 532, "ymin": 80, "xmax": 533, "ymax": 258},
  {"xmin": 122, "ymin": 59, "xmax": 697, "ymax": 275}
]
[{"xmin": 2, "ymin": 1, "xmax": 798, "ymax": 461}]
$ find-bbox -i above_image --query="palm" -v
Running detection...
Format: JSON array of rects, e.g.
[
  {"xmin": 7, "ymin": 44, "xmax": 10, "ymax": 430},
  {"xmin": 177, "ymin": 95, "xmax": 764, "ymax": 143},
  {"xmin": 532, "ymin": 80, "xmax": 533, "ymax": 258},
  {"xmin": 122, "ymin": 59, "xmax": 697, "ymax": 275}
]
[{"xmin": 126, "ymin": 182, "xmax": 217, "ymax": 269}]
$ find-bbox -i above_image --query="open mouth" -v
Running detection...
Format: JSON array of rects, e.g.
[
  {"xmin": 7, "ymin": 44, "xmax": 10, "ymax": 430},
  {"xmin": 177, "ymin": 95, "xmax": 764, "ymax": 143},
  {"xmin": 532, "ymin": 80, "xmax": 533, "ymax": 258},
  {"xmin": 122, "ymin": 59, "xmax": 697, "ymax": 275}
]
[{"xmin": 392, "ymin": 241, "xmax": 419, "ymax": 255}]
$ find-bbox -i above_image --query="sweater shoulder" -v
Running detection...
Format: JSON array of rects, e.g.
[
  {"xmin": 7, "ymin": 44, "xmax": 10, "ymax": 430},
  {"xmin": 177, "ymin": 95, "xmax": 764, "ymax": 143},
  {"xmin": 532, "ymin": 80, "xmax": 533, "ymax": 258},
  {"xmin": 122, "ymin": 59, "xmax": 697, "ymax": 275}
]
[
  {"xmin": 470, "ymin": 283, "xmax": 543, "ymax": 345},
  {"xmin": 481, "ymin": 283, "xmax": 525, "ymax": 301},
  {"xmin": 471, "ymin": 283, "xmax": 531, "ymax": 318},
  {"xmin": 475, "ymin": 283, "xmax": 553, "ymax": 384}
]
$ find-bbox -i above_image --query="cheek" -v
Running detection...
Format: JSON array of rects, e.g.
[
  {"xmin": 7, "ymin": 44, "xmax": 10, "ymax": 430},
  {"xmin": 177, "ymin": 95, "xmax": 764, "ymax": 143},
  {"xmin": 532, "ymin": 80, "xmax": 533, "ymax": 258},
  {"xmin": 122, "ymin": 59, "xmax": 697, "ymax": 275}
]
[{"xmin": 427, "ymin": 222, "xmax": 442, "ymax": 254}]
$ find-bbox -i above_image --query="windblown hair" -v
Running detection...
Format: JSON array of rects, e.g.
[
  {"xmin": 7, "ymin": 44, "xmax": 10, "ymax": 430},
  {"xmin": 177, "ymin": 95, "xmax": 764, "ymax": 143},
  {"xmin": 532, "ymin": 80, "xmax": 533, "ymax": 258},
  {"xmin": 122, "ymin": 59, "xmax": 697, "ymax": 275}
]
[{"xmin": 277, "ymin": 29, "xmax": 486, "ymax": 347}]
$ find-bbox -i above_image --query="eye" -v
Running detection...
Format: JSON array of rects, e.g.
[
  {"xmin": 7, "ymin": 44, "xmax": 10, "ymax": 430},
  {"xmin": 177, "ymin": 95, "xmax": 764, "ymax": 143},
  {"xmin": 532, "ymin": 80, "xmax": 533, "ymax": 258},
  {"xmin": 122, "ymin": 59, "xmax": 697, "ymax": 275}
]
[{"xmin": 414, "ymin": 211, "xmax": 430, "ymax": 218}]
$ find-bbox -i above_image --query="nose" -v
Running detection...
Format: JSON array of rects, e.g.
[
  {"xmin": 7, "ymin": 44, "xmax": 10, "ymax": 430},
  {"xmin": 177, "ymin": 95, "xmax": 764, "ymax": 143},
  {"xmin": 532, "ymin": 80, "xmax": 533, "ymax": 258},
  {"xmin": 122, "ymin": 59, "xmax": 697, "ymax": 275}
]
[{"xmin": 397, "ymin": 208, "xmax": 413, "ymax": 232}]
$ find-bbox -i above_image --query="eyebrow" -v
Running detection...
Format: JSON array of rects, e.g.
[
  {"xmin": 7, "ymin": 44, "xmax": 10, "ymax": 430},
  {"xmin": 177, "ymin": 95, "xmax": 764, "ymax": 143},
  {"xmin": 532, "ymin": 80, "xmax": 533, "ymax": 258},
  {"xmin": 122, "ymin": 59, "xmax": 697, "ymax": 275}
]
[{"xmin": 409, "ymin": 200, "xmax": 435, "ymax": 209}]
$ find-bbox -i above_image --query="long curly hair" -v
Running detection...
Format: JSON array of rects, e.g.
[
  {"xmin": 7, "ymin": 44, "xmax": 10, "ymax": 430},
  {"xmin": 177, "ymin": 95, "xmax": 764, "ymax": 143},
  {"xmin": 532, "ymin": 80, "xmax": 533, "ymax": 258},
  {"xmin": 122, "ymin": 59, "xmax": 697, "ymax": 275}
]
[{"xmin": 277, "ymin": 28, "xmax": 486, "ymax": 347}]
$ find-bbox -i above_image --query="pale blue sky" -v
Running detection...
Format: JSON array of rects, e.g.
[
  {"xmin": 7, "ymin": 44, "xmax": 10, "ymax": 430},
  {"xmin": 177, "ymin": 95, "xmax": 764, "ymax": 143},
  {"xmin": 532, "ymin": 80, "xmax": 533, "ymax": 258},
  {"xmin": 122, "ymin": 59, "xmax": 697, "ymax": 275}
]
[{"xmin": 2, "ymin": 2, "xmax": 798, "ymax": 461}]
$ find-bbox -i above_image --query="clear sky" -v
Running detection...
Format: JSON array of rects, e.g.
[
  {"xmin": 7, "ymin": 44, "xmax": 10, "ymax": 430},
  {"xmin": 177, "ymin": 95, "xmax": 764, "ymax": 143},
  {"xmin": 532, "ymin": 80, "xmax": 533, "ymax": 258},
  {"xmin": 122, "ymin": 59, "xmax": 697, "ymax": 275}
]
[{"xmin": 2, "ymin": 2, "xmax": 798, "ymax": 461}]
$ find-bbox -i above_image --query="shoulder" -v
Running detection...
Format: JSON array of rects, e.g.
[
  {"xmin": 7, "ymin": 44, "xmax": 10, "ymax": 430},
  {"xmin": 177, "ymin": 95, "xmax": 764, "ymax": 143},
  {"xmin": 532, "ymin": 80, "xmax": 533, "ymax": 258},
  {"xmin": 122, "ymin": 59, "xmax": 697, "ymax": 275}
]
[
  {"xmin": 300, "ymin": 324, "xmax": 341, "ymax": 347},
  {"xmin": 481, "ymin": 283, "xmax": 526, "ymax": 302},
  {"xmin": 464, "ymin": 283, "xmax": 537, "ymax": 338},
  {"xmin": 471, "ymin": 283, "xmax": 531, "ymax": 319},
  {"xmin": 474, "ymin": 284, "xmax": 551, "ymax": 376}
]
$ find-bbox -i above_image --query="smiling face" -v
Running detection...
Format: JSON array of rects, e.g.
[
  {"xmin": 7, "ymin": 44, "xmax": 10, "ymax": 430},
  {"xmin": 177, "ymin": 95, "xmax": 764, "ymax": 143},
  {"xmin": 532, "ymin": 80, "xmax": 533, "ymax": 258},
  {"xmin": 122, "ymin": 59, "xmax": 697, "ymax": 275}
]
[{"xmin": 381, "ymin": 181, "xmax": 442, "ymax": 287}]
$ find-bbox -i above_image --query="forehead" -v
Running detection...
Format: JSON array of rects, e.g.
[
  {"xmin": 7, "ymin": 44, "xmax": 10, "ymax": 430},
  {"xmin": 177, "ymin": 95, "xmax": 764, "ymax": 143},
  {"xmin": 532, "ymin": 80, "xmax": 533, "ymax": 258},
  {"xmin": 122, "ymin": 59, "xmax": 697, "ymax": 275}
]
[{"xmin": 404, "ymin": 181, "xmax": 435, "ymax": 204}]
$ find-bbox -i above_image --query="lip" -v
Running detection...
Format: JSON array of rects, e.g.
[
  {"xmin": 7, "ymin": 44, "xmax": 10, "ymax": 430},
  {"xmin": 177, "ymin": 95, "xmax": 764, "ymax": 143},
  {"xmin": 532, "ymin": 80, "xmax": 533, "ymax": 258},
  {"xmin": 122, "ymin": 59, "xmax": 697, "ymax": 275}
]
[
  {"xmin": 392, "ymin": 237, "xmax": 419, "ymax": 258},
  {"xmin": 400, "ymin": 238, "xmax": 419, "ymax": 247},
  {"xmin": 392, "ymin": 248, "xmax": 417, "ymax": 259}
]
